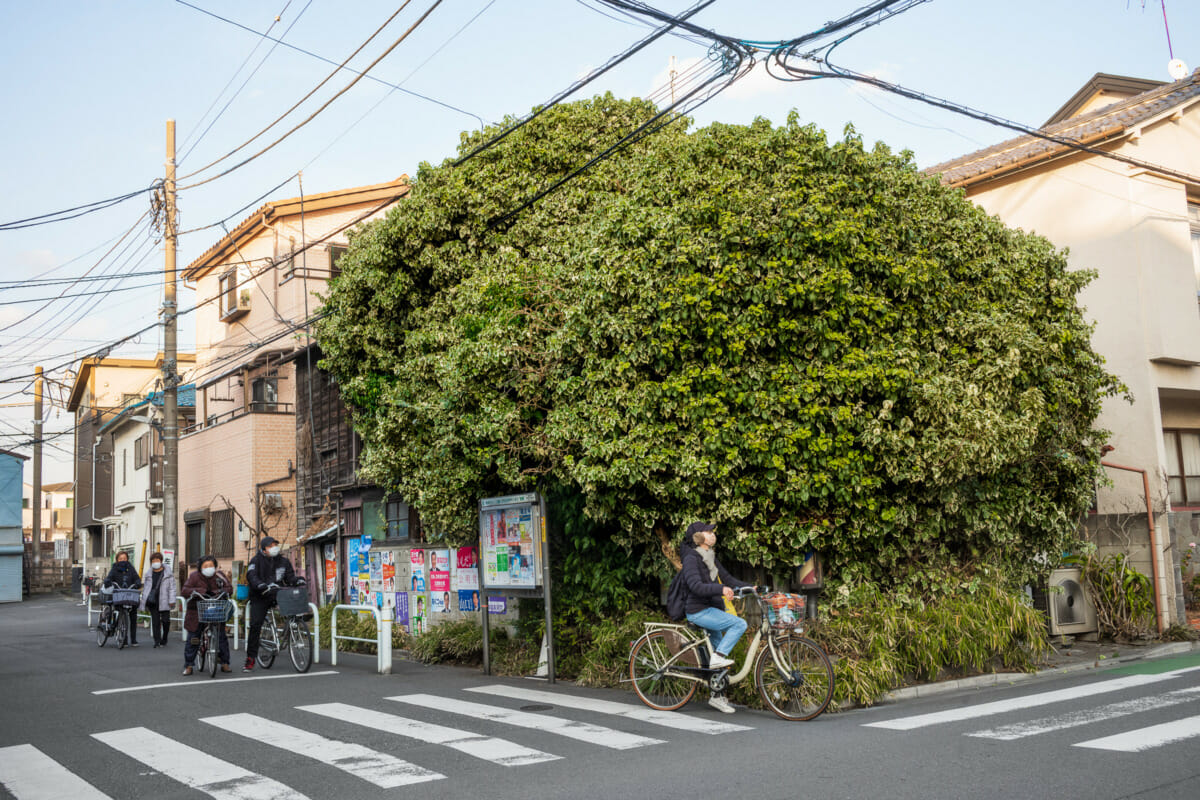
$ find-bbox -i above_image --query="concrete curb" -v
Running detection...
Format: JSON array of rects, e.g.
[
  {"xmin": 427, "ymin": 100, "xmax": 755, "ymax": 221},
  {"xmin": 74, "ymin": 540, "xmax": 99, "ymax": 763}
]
[{"xmin": 878, "ymin": 640, "xmax": 1200, "ymax": 703}]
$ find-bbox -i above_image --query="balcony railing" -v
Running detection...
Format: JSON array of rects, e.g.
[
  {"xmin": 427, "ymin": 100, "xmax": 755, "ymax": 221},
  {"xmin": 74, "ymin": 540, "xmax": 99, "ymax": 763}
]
[{"xmin": 182, "ymin": 401, "xmax": 294, "ymax": 435}]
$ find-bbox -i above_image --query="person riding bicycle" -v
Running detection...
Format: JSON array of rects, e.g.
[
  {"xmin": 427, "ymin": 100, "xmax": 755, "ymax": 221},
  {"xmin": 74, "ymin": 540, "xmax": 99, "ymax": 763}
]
[
  {"xmin": 180, "ymin": 555, "xmax": 233, "ymax": 676},
  {"xmin": 243, "ymin": 536, "xmax": 304, "ymax": 672},
  {"xmin": 680, "ymin": 521, "xmax": 750, "ymax": 714},
  {"xmin": 103, "ymin": 551, "xmax": 143, "ymax": 647}
]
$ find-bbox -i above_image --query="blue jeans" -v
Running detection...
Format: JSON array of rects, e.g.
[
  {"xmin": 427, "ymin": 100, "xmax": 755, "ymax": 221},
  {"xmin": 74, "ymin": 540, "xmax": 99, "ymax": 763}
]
[{"xmin": 686, "ymin": 606, "xmax": 747, "ymax": 657}]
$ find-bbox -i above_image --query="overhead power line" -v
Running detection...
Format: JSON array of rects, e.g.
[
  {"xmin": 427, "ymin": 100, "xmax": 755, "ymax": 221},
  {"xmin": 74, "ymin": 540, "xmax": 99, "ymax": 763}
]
[{"xmin": 0, "ymin": 185, "xmax": 154, "ymax": 232}]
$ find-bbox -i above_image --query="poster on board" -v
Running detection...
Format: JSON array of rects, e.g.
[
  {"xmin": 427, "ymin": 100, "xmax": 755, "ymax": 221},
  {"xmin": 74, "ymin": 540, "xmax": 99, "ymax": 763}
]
[
  {"xmin": 455, "ymin": 547, "xmax": 478, "ymax": 590},
  {"xmin": 411, "ymin": 592, "xmax": 427, "ymax": 634},
  {"xmin": 458, "ymin": 589, "xmax": 479, "ymax": 612},
  {"xmin": 394, "ymin": 592, "xmax": 409, "ymax": 626},
  {"xmin": 410, "ymin": 549, "xmax": 426, "ymax": 591},
  {"xmin": 382, "ymin": 551, "xmax": 396, "ymax": 592},
  {"xmin": 430, "ymin": 549, "xmax": 450, "ymax": 593},
  {"xmin": 480, "ymin": 496, "xmax": 539, "ymax": 590}
]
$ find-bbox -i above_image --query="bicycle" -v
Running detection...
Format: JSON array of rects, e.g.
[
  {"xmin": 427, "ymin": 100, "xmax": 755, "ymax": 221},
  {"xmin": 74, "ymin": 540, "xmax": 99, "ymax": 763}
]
[
  {"xmin": 257, "ymin": 582, "xmax": 313, "ymax": 673},
  {"xmin": 628, "ymin": 586, "xmax": 835, "ymax": 721},
  {"xmin": 195, "ymin": 592, "xmax": 232, "ymax": 678},
  {"xmin": 96, "ymin": 582, "xmax": 142, "ymax": 649}
]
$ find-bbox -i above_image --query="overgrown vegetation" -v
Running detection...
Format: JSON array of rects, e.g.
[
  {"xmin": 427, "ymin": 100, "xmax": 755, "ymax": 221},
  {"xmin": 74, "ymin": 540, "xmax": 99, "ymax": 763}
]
[
  {"xmin": 1081, "ymin": 552, "xmax": 1155, "ymax": 640},
  {"xmin": 316, "ymin": 95, "xmax": 1120, "ymax": 591}
]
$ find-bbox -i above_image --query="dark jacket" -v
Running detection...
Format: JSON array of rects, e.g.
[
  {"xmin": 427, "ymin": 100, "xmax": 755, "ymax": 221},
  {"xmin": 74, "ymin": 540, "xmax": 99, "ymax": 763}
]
[
  {"xmin": 104, "ymin": 560, "xmax": 141, "ymax": 590},
  {"xmin": 679, "ymin": 536, "xmax": 748, "ymax": 615},
  {"xmin": 246, "ymin": 551, "xmax": 297, "ymax": 600},
  {"xmin": 180, "ymin": 569, "xmax": 232, "ymax": 632}
]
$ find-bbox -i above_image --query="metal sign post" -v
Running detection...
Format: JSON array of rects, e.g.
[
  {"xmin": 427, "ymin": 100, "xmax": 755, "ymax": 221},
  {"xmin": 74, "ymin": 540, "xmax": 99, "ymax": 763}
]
[{"xmin": 478, "ymin": 492, "xmax": 554, "ymax": 683}]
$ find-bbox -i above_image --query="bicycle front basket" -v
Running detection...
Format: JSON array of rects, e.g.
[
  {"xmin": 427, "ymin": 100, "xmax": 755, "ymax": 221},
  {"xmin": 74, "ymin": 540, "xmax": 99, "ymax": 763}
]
[
  {"xmin": 275, "ymin": 586, "xmax": 309, "ymax": 617},
  {"xmin": 111, "ymin": 588, "xmax": 141, "ymax": 606},
  {"xmin": 99, "ymin": 585, "xmax": 115, "ymax": 604},
  {"xmin": 197, "ymin": 598, "xmax": 231, "ymax": 623},
  {"xmin": 763, "ymin": 592, "xmax": 806, "ymax": 630}
]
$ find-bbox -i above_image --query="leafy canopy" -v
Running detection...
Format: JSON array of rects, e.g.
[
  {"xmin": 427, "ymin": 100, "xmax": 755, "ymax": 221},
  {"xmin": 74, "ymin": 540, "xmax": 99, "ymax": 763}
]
[{"xmin": 316, "ymin": 94, "xmax": 1120, "ymax": 587}]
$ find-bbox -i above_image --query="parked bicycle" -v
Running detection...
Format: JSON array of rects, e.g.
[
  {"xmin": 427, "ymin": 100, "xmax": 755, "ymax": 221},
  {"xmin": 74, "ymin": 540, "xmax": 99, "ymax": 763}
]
[
  {"xmin": 257, "ymin": 582, "xmax": 313, "ymax": 673},
  {"xmin": 194, "ymin": 592, "xmax": 232, "ymax": 678},
  {"xmin": 95, "ymin": 581, "xmax": 142, "ymax": 649},
  {"xmin": 628, "ymin": 586, "xmax": 835, "ymax": 721}
]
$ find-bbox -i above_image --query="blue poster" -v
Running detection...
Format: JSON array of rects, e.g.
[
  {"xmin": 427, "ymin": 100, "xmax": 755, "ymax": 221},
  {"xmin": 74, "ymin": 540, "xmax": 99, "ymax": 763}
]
[
  {"xmin": 345, "ymin": 537, "xmax": 361, "ymax": 603},
  {"xmin": 395, "ymin": 592, "xmax": 409, "ymax": 625},
  {"xmin": 458, "ymin": 590, "xmax": 479, "ymax": 612},
  {"xmin": 487, "ymin": 596, "xmax": 506, "ymax": 615}
]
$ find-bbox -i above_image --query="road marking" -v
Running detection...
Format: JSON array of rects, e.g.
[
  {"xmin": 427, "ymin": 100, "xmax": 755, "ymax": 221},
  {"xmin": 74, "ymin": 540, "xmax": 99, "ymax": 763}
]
[
  {"xmin": 388, "ymin": 694, "xmax": 665, "ymax": 750},
  {"xmin": 0, "ymin": 744, "xmax": 113, "ymax": 800},
  {"xmin": 92, "ymin": 727, "xmax": 311, "ymax": 800},
  {"xmin": 864, "ymin": 672, "xmax": 1189, "ymax": 730},
  {"xmin": 200, "ymin": 713, "xmax": 443, "ymax": 788},
  {"xmin": 968, "ymin": 686, "xmax": 1200, "ymax": 740},
  {"xmin": 298, "ymin": 703, "xmax": 559, "ymax": 767},
  {"xmin": 467, "ymin": 684, "xmax": 751, "ymax": 734},
  {"xmin": 1075, "ymin": 714, "xmax": 1200, "ymax": 752},
  {"xmin": 92, "ymin": 670, "xmax": 338, "ymax": 694}
]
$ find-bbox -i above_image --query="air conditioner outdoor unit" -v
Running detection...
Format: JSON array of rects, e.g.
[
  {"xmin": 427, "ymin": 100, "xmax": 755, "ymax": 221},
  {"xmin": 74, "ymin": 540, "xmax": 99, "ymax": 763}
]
[
  {"xmin": 1046, "ymin": 567, "xmax": 1098, "ymax": 636},
  {"xmin": 262, "ymin": 492, "xmax": 283, "ymax": 512}
]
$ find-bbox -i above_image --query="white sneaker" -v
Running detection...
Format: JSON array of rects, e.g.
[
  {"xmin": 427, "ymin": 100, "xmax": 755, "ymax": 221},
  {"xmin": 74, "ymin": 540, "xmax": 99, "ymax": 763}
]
[
  {"xmin": 708, "ymin": 653, "xmax": 735, "ymax": 669},
  {"xmin": 708, "ymin": 695, "xmax": 735, "ymax": 714}
]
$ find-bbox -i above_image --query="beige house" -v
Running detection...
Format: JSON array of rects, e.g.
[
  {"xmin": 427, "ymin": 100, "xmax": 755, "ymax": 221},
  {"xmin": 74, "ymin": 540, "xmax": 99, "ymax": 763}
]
[
  {"xmin": 929, "ymin": 70, "xmax": 1200, "ymax": 629},
  {"xmin": 68, "ymin": 354, "xmax": 195, "ymax": 576},
  {"xmin": 22, "ymin": 481, "xmax": 73, "ymax": 546},
  {"xmin": 178, "ymin": 177, "xmax": 409, "ymax": 583}
]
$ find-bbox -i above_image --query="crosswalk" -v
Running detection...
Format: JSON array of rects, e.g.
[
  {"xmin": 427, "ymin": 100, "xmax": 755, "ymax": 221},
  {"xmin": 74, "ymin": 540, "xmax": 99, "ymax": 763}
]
[
  {"xmin": 0, "ymin": 686, "xmax": 745, "ymax": 799},
  {"xmin": 864, "ymin": 664, "xmax": 1200, "ymax": 753}
]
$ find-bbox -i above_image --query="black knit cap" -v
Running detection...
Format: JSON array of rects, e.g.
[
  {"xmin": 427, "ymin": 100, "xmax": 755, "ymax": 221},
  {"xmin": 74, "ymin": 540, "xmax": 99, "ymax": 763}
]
[{"xmin": 685, "ymin": 521, "xmax": 717, "ymax": 536}]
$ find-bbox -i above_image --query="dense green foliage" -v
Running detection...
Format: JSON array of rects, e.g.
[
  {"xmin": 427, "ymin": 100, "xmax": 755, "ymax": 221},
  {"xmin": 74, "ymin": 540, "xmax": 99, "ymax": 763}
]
[{"xmin": 316, "ymin": 94, "xmax": 1120, "ymax": 587}]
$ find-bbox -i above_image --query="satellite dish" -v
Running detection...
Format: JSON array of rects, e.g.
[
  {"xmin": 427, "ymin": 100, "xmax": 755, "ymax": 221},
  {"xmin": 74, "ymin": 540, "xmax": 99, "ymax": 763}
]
[{"xmin": 1168, "ymin": 58, "xmax": 1189, "ymax": 80}]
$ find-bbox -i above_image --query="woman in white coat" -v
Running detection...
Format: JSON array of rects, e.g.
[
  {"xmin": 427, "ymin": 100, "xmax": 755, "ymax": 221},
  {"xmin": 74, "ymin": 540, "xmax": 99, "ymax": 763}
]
[{"xmin": 139, "ymin": 553, "xmax": 178, "ymax": 648}]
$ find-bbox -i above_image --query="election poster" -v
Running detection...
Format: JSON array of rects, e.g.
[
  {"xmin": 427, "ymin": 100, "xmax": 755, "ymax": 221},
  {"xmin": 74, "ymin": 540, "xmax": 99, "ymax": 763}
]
[
  {"xmin": 455, "ymin": 546, "xmax": 478, "ymax": 590},
  {"xmin": 458, "ymin": 589, "xmax": 480, "ymax": 613},
  {"xmin": 410, "ymin": 549, "xmax": 426, "ymax": 591},
  {"xmin": 394, "ymin": 591, "xmax": 409, "ymax": 626},
  {"xmin": 430, "ymin": 549, "xmax": 450, "ymax": 593}
]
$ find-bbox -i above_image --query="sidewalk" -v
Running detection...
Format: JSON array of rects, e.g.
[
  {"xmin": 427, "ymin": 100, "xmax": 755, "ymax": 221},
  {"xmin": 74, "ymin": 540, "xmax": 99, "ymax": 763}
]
[{"xmin": 881, "ymin": 634, "xmax": 1200, "ymax": 703}]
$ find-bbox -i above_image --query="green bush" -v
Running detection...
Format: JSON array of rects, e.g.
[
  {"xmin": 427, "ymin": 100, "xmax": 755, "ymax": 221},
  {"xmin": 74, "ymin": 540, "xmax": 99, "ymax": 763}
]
[{"xmin": 1082, "ymin": 552, "xmax": 1155, "ymax": 640}]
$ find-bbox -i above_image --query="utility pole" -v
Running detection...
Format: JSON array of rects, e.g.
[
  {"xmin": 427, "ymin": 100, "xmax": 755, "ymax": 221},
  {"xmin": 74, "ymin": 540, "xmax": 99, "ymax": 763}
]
[
  {"xmin": 162, "ymin": 120, "xmax": 179, "ymax": 559},
  {"xmin": 32, "ymin": 366, "xmax": 43, "ymax": 571}
]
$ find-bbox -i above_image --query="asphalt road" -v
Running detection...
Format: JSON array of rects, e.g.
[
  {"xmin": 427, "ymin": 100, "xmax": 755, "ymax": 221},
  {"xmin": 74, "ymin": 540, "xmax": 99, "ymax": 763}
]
[{"xmin": 2, "ymin": 595, "xmax": 1199, "ymax": 800}]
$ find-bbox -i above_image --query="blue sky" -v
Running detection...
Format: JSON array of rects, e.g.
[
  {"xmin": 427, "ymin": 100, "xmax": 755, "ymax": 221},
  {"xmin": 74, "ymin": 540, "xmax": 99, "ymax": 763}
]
[{"xmin": 1, "ymin": 0, "xmax": 1198, "ymax": 479}]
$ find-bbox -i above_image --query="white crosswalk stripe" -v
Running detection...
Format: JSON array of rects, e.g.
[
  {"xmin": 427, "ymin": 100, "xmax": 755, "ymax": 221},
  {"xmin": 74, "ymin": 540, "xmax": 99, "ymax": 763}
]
[
  {"xmin": 863, "ymin": 672, "xmax": 1185, "ymax": 731},
  {"xmin": 466, "ymin": 684, "xmax": 752, "ymax": 734},
  {"xmin": 298, "ymin": 702, "xmax": 560, "ymax": 767},
  {"xmin": 92, "ymin": 727, "xmax": 312, "ymax": 800},
  {"xmin": 0, "ymin": 744, "xmax": 113, "ymax": 800},
  {"xmin": 388, "ymin": 693, "xmax": 666, "ymax": 750},
  {"xmin": 200, "ymin": 712, "xmax": 444, "ymax": 788},
  {"xmin": 967, "ymin": 686, "xmax": 1200, "ymax": 741},
  {"xmin": 1075, "ymin": 714, "xmax": 1200, "ymax": 752}
]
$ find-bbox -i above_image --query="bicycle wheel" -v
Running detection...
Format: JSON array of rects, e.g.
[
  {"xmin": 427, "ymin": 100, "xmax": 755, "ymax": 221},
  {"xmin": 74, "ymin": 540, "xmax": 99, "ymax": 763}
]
[
  {"xmin": 258, "ymin": 616, "xmax": 277, "ymax": 669},
  {"xmin": 116, "ymin": 608, "xmax": 130, "ymax": 650},
  {"xmin": 204, "ymin": 626, "xmax": 218, "ymax": 678},
  {"xmin": 287, "ymin": 618, "xmax": 313, "ymax": 673},
  {"xmin": 628, "ymin": 631, "xmax": 698, "ymax": 711},
  {"xmin": 95, "ymin": 608, "xmax": 110, "ymax": 647},
  {"xmin": 754, "ymin": 634, "xmax": 834, "ymax": 721}
]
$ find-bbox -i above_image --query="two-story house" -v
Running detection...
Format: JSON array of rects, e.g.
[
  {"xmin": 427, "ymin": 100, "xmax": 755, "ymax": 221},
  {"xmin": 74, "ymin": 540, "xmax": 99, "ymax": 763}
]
[
  {"xmin": 928, "ymin": 70, "xmax": 1200, "ymax": 628},
  {"xmin": 22, "ymin": 481, "xmax": 73, "ymax": 551},
  {"xmin": 68, "ymin": 354, "xmax": 195, "ymax": 577},
  {"xmin": 178, "ymin": 177, "xmax": 409, "ymax": 586}
]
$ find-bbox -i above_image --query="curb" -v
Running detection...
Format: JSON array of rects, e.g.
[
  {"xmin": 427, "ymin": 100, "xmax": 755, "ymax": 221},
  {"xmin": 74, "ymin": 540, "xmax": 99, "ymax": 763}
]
[{"xmin": 879, "ymin": 640, "xmax": 1200, "ymax": 703}]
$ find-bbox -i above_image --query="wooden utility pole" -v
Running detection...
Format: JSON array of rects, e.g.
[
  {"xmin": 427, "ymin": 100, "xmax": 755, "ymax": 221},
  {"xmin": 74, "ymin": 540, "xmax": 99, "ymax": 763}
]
[
  {"xmin": 162, "ymin": 120, "xmax": 179, "ymax": 558},
  {"xmin": 32, "ymin": 366, "xmax": 43, "ymax": 570}
]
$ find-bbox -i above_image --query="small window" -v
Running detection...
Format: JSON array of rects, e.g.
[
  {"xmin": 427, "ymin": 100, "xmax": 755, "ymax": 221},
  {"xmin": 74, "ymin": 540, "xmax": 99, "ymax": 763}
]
[
  {"xmin": 251, "ymin": 377, "xmax": 278, "ymax": 411},
  {"xmin": 281, "ymin": 236, "xmax": 298, "ymax": 281},
  {"xmin": 1164, "ymin": 429, "xmax": 1200, "ymax": 506},
  {"xmin": 328, "ymin": 245, "xmax": 349, "ymax": 279},
  {"xmin": 134, "ymin": 432, "xmax": 150, "ymax": 469},
  {"xmin": 22, "ymin": 498, "xmax": 29, "ymax": 509},
  {"xmin": 218, "ymin": 268, "xmax": 249, "ymax": 320},
  {"xmin": 385, "ymin": 499, "xmax": 409, "ymax": 540},
  {"xmin": 66, "ymin": 498, "xmax": 73, "ymax": 509},
  {"xmin": 1189, "ymin": 202, "xmax": 1200, "ymax": 300},
  {"xmin": 122, "ymin": 449, "xmax": 128, "ymax": 487}
]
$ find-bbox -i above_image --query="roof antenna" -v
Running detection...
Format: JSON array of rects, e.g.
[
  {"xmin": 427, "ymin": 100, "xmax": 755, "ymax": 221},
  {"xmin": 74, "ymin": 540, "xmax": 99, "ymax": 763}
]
[{"xmin": 1160, "ymin": 1, "xmax": 1189, "ymax": 80}]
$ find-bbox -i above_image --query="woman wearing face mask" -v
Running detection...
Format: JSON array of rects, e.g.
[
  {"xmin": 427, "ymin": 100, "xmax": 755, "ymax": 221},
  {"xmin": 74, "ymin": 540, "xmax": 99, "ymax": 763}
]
[
  {"xmin": 104, "ymin": 551, "xmax": 144, "ymax": 647},
  {"xmin": 180, "ymin": 554, "xmax": 233, "ymax": 675},
  {"xmin": 243, "ymin": 536, "xmax": 304, "ymax": 672},
  {"xmin": 139, "ymin": 552, "xmax": 178, "ymax": 647}
]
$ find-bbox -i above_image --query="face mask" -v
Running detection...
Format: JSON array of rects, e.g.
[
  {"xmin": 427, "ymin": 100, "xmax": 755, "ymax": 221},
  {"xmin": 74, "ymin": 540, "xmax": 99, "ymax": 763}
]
[
  {"xmin": 152, "ymin": 562, "xmax": 163, "ymax": 571},
  {"xmin": 267, "ymin": 546, "xmax": 281, "ymax": 558},
  {"xmin": 201, "ymin": 567, "xmax": 216, "ymax": 578}
]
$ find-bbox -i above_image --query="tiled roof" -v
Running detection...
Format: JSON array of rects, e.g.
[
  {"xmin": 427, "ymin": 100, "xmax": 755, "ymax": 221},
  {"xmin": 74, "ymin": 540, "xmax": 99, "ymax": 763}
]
[{"xmin": 926, "ymin": 70, "xmax": 1200, "ymax": 187}]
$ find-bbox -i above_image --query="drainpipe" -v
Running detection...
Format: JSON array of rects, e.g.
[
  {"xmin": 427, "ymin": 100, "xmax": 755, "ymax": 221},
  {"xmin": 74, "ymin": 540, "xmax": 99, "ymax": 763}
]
[{"xmin": 1100, "ymin": 457, "xmax": 1165, "ymax": 634}]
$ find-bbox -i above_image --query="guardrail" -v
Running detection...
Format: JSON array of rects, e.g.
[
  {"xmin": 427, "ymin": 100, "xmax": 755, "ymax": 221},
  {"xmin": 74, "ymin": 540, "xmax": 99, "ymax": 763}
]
[{"xmin": 330, "ymin": 604, "xmax": 391, "ymax": 674}]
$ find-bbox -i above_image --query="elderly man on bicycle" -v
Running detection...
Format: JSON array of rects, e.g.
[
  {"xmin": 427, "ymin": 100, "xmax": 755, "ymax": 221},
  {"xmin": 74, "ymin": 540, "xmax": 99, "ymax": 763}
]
[{"xmin": 243, "ymin": 536, "xmax": 305, "ymax": 672}]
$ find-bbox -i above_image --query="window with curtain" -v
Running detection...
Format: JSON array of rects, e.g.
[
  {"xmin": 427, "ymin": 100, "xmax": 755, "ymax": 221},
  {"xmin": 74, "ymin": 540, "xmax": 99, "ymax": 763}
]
[{"xmin": 1164, "ymin": 429, "xmax": 1200, "ymax": 506}]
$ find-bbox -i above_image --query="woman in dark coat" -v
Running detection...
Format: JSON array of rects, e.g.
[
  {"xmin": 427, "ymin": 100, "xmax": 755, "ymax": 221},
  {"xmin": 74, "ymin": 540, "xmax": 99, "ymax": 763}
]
[
  {"xmin": 104, "ymin": 551, "xmax": 143, "ymax": 646},
  {"xmin": 179, "ymin": 554, "xmax": 233, "ymax": 676}
]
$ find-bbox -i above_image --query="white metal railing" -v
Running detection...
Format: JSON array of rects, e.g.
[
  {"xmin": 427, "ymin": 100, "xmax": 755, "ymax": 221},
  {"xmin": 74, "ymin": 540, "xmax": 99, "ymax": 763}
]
[
  {"xmin": 309, "ymin": 603, "xmax": 320, "ymax": 664},
  {"xmin": 331, "ymin": 604, "xmax": 391, "ymax": 674}
]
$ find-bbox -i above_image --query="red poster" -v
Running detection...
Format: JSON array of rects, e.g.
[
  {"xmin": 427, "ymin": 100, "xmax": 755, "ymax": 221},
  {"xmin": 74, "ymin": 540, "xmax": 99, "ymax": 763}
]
[{"xmin": 456, "ymin": 547, "xmax": 477, "ymax": 569}]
